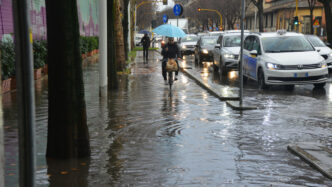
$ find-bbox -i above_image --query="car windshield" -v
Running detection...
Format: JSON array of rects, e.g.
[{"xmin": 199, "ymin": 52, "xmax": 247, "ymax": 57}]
[
  {"xmin": 262, "ymin": 36, "xmax": 314, "ymax": 53},
  {"xmin": 223, "ymin": 35, "xmax": 241, "ymax": 47},
  {"xmin": 201, "ymin": 37, "xmax": 218, "ymax": 45},
  {"xmin": 181, "ymin": 36, "xmax": 198, "ymax": 42},
  {"xmin": 306, "ymin": 35, "xmax": 326, "ymax": 47}
]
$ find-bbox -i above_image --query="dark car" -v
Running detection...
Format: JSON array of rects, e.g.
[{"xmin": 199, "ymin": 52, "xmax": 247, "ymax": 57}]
[{"xmin": 194, "ymin": 35, "xmax": 219, "ymax": 64}]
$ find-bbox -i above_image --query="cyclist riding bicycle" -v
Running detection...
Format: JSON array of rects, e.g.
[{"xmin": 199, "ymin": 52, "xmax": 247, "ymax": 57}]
[{"xmin": 161, "ymin": 37, "xmax": 181, "ymax": 85}]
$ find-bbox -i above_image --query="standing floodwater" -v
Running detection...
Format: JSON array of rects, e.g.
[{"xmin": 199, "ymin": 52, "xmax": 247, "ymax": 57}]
[{"xmin": 3, "ymin": 51, "xmax": 332, "ymax": 186}]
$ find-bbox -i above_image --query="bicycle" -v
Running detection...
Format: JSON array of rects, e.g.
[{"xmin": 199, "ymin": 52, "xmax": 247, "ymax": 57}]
[{"xmin": 167, "ymin": 70, "xmax": 175, "ymax": 97}]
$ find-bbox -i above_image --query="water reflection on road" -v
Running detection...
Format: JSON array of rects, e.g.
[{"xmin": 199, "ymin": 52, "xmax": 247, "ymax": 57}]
[{"xmin": 3, "ymin": 52, "xmax": 332, "ymax": 186}]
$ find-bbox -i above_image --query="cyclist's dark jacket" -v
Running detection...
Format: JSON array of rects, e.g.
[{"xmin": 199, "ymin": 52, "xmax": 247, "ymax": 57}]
[{"xmin": 162, "ymin": 43, "xmax": 180, "ymax": 59}]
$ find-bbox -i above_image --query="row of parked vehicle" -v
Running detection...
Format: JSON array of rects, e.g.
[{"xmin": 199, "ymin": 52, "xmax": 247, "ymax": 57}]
[{"xmin": 178, "ymin": 30, "xmax": 332, "ymax": 89}]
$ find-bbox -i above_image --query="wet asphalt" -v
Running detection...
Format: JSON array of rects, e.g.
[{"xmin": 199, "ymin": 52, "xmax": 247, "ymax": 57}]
[{"xmin": 3, "ymin": 51, "xmax": 332, "ymax": 186}]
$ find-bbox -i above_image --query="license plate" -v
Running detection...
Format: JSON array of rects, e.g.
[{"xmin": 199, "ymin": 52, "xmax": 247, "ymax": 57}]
[{"xmin": 294, "ymin": 72, "xmax": 308, "ymax": 77}]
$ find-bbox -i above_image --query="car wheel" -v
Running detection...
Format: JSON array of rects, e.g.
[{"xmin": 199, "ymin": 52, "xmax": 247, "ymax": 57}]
[
  {"xmin": 314, "ymin": 82, "xmax": 326, "ymax": 89},
  {"xmin": 243, "ymin": 75, "xmax": 248, "ymax": 83},
  {"xmin": 258, "ymin": 69, "xmax": 269, "ymax": 90},
  {"xmin": 221, "ymin": 60, "xmax": 227, "ymax": 75}
]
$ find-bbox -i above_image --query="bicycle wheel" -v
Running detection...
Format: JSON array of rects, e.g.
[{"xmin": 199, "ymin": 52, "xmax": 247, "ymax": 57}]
[{"xmin": 168, "ymin": 71, "xmax": 173, "ymax": 92}]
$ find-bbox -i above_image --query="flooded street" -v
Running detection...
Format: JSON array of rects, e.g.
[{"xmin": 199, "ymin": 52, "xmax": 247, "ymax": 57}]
[{"xmin": 3, "ymin": 51, "xmax": 332, "ymax": 186}]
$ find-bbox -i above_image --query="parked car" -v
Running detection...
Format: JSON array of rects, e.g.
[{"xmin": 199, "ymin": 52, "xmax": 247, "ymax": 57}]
[
  {"xmin": 305, "ymin": 35, "xmax": 332, "ymax": 69},
  {"xmin": 213, "ymin": 32, "xmax": 247, "ymax": 75},
  {"xmin": 135, "ymin": 33, "xmax": 144, "ymax": 46},
  {"xmin": 243, "ymin": 30, "xmax": 328, "ymax": 90},
  {"xmin": 179, "ymin": 34, "xmax": 198, "ymax": 56},
  {"xmin": 194, "ymin": 35, "xmax": 219, "ymax": 64},
  {"xmin": 208, "ymin": 31, "xmax": 224, "ymax": 36}
]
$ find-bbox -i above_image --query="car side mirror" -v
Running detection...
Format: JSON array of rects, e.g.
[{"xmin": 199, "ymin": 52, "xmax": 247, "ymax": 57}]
[
  {"xmin": 325, "ymin": 42, "xmax": 331, "ymax": 48},
  {"xmin": 250, "ymin": 50, "xmax": 258, "ymax": 57},
  {"xmin": 215, "ymin": 44, "xmax": 220, "ymax": 49},
  {"xmin": 316, "ymin": 49, "xmax": 321, "ymax": 53}
]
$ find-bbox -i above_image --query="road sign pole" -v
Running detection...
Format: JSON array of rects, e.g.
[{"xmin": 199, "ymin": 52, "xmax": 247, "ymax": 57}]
[
  {"xmin": 12, "ymin": 0, "xmax": 36, "ymax": 186},
  {"xmin": 239, "ymin": 0, "xmax": 245, "ymax": 106},
  {"xmin": 99, "ymin": 0, "xmax": 107, "ymax": 97}
]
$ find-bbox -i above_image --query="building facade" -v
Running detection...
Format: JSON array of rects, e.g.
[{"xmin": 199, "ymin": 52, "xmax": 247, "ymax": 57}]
[
  {"xmin": 0, "ymin": 0, "xmax": 99, "ymax": 40},
  {"xmin": 245, "ymin": 0, "xmax": 326, "ymax": 36}
]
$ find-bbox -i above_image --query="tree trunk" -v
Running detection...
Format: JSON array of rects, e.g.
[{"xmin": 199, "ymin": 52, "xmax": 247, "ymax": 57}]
[
  {"xmin": 0, "ymin": 51, "xmax": 4, "ymax": 187},
  {"xmin": 130, "ymin": 3, "xmax": 135, "ymax": 49},
  {"xmin": 258, "ymin": 1, "xmax": 264, "ymax": 32},
  {"xmin": 108, "ymin": 0, "xmax": 118, "ymax": 90},
  {"xmin": 322, "ymin": 1, "xmax": 332, "ymax": 44},
  {"xmin": 310, "ymin": 9, "xmax": 314, "ymax": 34},
  {"xmin": 45, "ymin": 0, "xmax": 90, "ymax": 158},
  {"xmin": 115, "ymin": 0, "xmax": 126, "ymax": 71},
  {"xmin": 123, "ymin": 0, "xmax": 130, "ymax": 61}
]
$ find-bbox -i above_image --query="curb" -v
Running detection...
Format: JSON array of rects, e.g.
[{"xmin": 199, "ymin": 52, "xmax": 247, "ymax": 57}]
[
  {"xmin": 226, "ymin": 101, "xmax": 258, "ymax": 111},
  {"xmin": 288, "ymin": 143, "xmax": 332, "ymax": 179},
  {"xmin": 180, "ymin": 67, "xmax": 239, "ymax": 101}
]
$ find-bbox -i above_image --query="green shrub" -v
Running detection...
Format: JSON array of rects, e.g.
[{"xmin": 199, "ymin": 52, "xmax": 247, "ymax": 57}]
[
  {"xmin": 33, "ymin": 40, "xmax": 47, "ymax": 69},
  {"xmin": 1, "ymin": 41, "xmax": 15, "ymax": 80},
  {"xmin": 80, "ymin": 37, "xmax": 88, "ymax": 54},
  {"xmin": 80, "ymin": 36, "xmax": 99, "ymax": 54}
]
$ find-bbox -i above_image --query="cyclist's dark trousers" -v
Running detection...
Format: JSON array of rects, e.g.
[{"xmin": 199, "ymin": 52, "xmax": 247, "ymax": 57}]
[
  {"xmin": 143, "ymin": 47, "xmax": 149, "ymax": 60},
  {"xmin": 162, "ymin": 59, "xmax": 179, "ymax": 80}
]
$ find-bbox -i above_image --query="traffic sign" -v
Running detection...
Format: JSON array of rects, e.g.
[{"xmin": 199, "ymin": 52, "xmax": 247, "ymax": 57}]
[
  {"xmin": 313, "ymin": 19, "xmax": 320, "ymax": 26},
  {"xmin": 173, "ymin": 4, "xmax": 183, "ymax": 16},
  {"xmin": 163, "ymin": 14, "xmax": 168, "ymax": 23}
]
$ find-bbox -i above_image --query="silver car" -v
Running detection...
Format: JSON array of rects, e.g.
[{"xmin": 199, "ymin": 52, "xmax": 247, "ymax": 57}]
[
  {"xmin": 179, "ymin": 34, "xmax": 198, "ymax": 56},
  {"xmin": 213, "ymin": 33, "xmax": 247, "ymax": 75},
  {"xmin": 305, "ymin": 35, "xmax": 332, "ymax": 69}
]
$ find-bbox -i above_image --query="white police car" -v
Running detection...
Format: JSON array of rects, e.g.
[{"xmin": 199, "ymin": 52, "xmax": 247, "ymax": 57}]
[{"xmin": 243, "ymin": 30, "xmax": 328, "ymax": 89}]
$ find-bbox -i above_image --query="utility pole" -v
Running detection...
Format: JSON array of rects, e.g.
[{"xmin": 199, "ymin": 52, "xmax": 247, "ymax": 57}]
[
  {"xmin": 240, "ymin": 0, "xmax": 245, "ymax": 106},
  {"xmin": 12, "ymin": 0, "xmax": 36, "ymax": 186}
]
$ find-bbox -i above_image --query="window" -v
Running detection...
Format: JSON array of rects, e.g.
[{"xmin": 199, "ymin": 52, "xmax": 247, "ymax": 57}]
[
  {"xmin": 223, "ymin": 35, "xmax": 242, "ymax": 47},
  {"xmin": 217, "ymin": 36, "xmax": 223, "ymax": 44},
  {"xmin": 252, "ymin": 37, "xmax": 261, "ymax": 54},
  {"xmin": 262, "ymin": 36, "xmax": 314, "ymax": 52},
  {"xmin": 244, "ymin": 36, "xmax": 254, "ymax": 51},
  {"xmin": 271, "ymin": 13, "xmax": 274, "ymax": 27}
]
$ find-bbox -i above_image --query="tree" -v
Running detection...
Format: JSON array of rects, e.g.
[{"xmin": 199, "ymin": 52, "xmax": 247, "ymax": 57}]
[
  {"xmin": 250, "ymin": 0, "xmax": 264, "ymax": 32},
  {"xmin": 115, "ymin": 0, "xmax": 126, "ymax": 71},
  {"xmin": 308, "ymin": 0, "xmax": 317, "ymax": 34},
  {"xmin": 318, "ymin": 0, "xmax": 332, "ymax": 44},
  {"xmin": 123, "ymin": 0, "xmax": 130, "ymax": 60},
  {"xmin": 45, "ymin": 0, "xmax": 90, "ymax": 158},
  {"xmin": 108, "ymin": 0, "xmax": 119, "ymax": 90}
]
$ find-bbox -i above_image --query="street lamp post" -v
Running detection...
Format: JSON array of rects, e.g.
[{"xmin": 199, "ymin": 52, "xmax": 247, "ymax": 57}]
[{"xmin": 197, "ymin": 8, "xmax": 223, "ymax": 30}]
